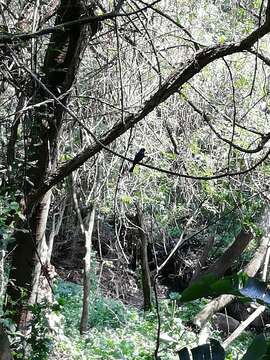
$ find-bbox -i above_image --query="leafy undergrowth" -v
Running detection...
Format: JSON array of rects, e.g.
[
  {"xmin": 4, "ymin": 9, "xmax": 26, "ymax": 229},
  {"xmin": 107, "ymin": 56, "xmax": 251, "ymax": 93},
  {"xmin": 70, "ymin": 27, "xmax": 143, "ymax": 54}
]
[{"xmin": 44, "ymin": 280, "xmax": 255, "ymax": 360}]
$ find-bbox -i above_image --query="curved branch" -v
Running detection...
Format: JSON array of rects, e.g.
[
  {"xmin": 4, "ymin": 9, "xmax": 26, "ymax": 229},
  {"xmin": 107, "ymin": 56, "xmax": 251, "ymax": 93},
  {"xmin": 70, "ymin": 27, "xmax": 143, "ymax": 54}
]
[{"xmin": 29, "ymin": 3, "xmax": 270, "ymax": 203}]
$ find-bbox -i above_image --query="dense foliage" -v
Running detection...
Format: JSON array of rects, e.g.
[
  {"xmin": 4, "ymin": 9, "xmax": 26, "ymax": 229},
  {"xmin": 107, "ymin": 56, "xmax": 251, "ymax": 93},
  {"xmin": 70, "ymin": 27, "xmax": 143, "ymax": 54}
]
[{"xmin": 1, "ymin": 0, "xmax": 270, "ymax": 359}]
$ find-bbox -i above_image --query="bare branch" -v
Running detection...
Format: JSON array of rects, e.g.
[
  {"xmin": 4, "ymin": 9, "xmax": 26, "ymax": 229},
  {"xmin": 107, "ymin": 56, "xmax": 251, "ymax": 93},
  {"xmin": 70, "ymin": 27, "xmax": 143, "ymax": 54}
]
[
  {"xmin": 0, "ymin": 0, "xmax": 161, "ymax": 43},
  {"xmin": 28, "ymin": 2, "xmax": 270, "ymax": 203}
]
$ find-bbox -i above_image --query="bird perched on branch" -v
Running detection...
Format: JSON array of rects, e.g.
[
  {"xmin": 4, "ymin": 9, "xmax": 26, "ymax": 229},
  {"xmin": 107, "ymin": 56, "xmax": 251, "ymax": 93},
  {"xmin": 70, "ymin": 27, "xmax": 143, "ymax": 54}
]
[{"xmin": 129, "ymin": 148, "xmax": 145, "ymax": 172}]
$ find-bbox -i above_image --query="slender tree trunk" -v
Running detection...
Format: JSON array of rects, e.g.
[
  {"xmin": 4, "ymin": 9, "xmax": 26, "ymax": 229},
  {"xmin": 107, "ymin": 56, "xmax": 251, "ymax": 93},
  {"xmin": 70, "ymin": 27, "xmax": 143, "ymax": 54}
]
[
  {"xmin": 47, "ymin": 197, "xmax": 66, "ymax": 264},
  {"xmin": 80, "ymin": 205, "xmax": 96, "ymax": 334},
  {"xmin": 28, "ymin": 191, "xmax": 52, "ymax": 306},
  {"xmin": 71, "ymin": 170, "xmax": 97, "ymax": 333},
  {"xmin": 136, "ymin": 203, "xmax": 152, "ymax": 311}
]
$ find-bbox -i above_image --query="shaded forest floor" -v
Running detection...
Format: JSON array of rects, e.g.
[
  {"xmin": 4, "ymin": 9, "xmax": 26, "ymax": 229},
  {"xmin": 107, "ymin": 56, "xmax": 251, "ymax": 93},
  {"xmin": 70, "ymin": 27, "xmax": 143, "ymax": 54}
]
[
  {"xmin": 43, "ymin": 262, "xmax": 254, "ymax": 360},
  {"xmin": 56, "ymin": 260, "xmax": 167, "ymax": 309}
]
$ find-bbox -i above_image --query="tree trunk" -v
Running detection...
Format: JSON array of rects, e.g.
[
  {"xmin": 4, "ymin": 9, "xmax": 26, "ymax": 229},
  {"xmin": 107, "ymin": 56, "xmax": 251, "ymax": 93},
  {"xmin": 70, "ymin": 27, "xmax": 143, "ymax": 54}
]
[
  {"xmin": 195, "ymin": 230, "xmax": 252, "ymax": 281},
  {"xmin": 136, "ymin": 203, "xmax": 152, "ymax": 312},
  {"xmin": 5, "ymin": 0, "xmax": 100, "ymax": 326},
  {"xmin": 80, "ymin": 205, "xmax": 96, "ymax": 334},
  {"xmin": 28, "ymin": 191, "xmax": 52, "ymax": 306},
  {"xmin": 71, "ymin": 168, "xmax": 98, "ymax": 333},
  {"xmin": 47, "ymin": 197, "xmax": 66, "ymax": 264}
]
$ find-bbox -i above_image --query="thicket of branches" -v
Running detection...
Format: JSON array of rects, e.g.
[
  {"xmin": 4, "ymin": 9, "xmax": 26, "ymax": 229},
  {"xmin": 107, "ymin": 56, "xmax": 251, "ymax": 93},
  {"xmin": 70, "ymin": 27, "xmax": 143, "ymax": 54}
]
[{"xmin": 1, "ymin": 0, "xmax": 270, "ymax": 358}]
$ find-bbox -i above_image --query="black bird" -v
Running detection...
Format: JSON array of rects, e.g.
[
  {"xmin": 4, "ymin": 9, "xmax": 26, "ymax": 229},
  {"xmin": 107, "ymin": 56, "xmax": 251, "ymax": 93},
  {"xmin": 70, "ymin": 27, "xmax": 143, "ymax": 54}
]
[{"xmin": 129, "ymin": 148, "xmax": 145, "ymax": 172}]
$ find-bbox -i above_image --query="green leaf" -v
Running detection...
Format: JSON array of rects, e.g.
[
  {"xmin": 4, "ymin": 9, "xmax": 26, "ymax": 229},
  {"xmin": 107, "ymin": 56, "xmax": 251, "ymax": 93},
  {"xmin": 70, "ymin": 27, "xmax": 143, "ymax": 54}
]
[
  {"xmin": 162, "ymin": 151, "xmax": 177, "ymax": 160},
  {"xmin": 9, "ymin": 201, "xmax": 19, "ymax": 210},
  {"xmin": 180, "ymin": 273, "xmax": 218, "ymax": 302},
  {"xmin": 242, "ymin": 334, "xmax": 267, "ymax": 360},
  {"xmin": 219, "ymin": 35, "xmax": 226, "ymax": 44},
  {"xmin": 120, "ymin": 194, "xmax": 133, "ymax": 205},
  {"xmin": 180, "ymin": 272, "xmax": 248, "ymax": 303}
]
